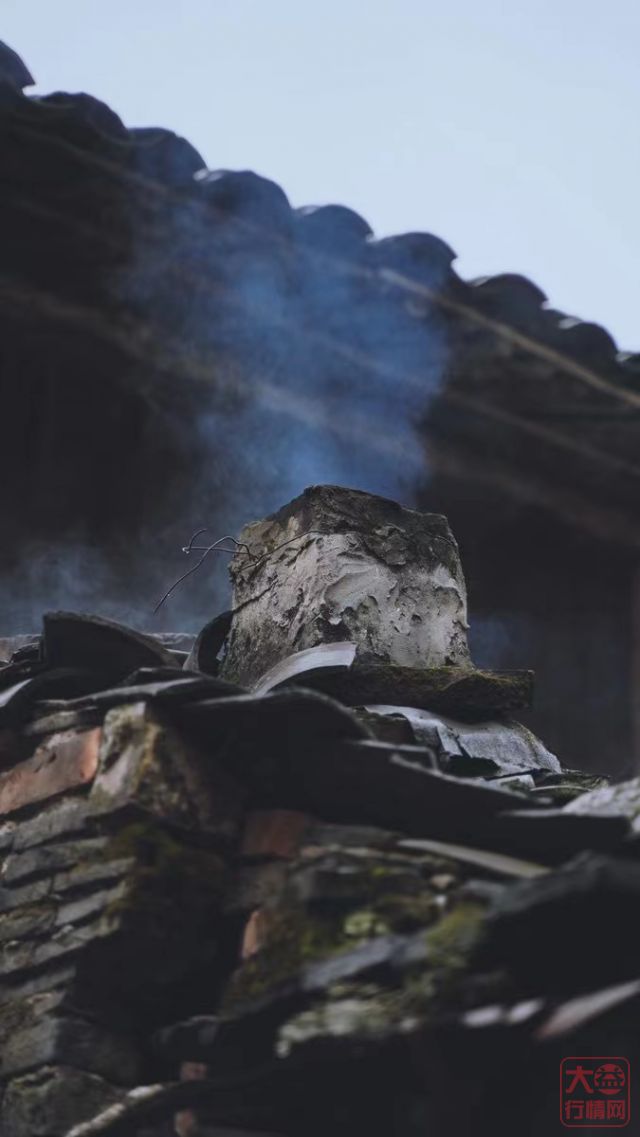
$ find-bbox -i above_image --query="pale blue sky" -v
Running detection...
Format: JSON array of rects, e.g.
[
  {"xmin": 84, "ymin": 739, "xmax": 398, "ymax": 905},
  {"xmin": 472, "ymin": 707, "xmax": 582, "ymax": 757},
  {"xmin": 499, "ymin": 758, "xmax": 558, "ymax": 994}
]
[{"xmin": 4, "ymin": 0, "xmax": 639, "ymax": 347}]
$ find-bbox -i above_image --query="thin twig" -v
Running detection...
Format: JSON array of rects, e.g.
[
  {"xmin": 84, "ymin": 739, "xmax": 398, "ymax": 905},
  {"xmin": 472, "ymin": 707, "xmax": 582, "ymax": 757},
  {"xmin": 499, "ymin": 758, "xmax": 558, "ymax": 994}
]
[
  {"xmin": 154, "ymin": 529, "xmax": 261, "ymax": 613},
  {"xmin": 153, "ymin": 537, "xmax": 238, "ymax": 614},
  {"xmin": 154, "ymin": 527, "xmax": 331, "ymax": 614},
  {"xmin": 182, "ymin": 528, "xmax": 255, "ymax": 560},
  {"xmin": 181, "ymin": 526, "xmax": 211, "ymax": 554}
]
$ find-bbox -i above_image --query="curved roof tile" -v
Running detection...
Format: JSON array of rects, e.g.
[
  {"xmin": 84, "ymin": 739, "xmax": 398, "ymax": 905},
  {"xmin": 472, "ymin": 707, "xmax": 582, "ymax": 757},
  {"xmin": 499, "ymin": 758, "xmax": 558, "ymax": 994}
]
[{"xmin": 0, "ymin": 42, "xmax": 34, "ymax": 90}]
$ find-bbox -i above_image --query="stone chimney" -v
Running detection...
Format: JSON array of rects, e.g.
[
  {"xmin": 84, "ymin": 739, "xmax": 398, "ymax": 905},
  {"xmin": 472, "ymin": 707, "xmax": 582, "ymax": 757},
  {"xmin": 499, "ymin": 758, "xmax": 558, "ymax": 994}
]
[{"xmin": 220, "ymin": 485, "xmax": 471, "ymax": 688}]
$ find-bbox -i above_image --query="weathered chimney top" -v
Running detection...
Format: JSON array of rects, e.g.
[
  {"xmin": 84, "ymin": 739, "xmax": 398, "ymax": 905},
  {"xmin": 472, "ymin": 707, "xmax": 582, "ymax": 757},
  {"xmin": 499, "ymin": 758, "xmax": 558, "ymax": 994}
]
[{"xmin": 221, "ymin": 485, "xmax": 471, "ymax": 688}]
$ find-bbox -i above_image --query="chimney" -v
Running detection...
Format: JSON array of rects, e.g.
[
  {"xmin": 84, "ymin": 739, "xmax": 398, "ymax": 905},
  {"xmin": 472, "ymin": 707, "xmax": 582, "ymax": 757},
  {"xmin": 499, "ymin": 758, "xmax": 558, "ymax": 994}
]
[{"xmin": 220, "ymin": 485, "xmax": 471, "ymax": 688}]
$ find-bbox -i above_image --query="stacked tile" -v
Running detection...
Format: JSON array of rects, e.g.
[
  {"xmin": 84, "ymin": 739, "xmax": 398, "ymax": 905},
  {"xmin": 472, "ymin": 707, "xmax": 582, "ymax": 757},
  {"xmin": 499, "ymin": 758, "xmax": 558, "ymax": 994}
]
[
  {"xmin": 166, "ymin": 779, "xmax": 631, "ymax": 1135},
  {"xmin": 0, "ymin": 602, "xmax": 637, "ymax": 1132},
  {"xmin": 0, "ymin": 615, "xmax": 244, "ymax": 1136}
]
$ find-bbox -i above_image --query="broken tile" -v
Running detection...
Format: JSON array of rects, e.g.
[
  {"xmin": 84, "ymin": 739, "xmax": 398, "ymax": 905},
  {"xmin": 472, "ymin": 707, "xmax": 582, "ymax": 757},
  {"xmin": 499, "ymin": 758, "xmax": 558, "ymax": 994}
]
[
  {"xmin": 0, "ymin": 670, "xmax": 103, "ymax": 728},
  {"xmin": 363, "ymin": 706, "xmax": 560, "ymax": 777},
  {"xmin": 43, "ymin": 610, "xmax": 178, "ymax": 674},
  {"xmin": 184, "ymin": 610, "xmax": 234, "ymax": 675}
]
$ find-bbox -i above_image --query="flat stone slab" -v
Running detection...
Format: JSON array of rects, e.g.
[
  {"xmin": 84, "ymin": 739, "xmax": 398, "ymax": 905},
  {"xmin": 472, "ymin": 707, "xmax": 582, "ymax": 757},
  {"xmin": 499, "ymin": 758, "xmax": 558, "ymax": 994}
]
[
  {"xmin": 252, "ymin": 643, "xmax": 533, "ymax": 717},
  {"xmin": 8, "ymin": 798, "xmax": 92, "ymax": 852},
  {"xmin": 305, "ymin": 663, "xmax": 534, "ymax": 717},
  {"xmin": 1, "ymin": 835, "xmax": 110, "ymax": 885}
]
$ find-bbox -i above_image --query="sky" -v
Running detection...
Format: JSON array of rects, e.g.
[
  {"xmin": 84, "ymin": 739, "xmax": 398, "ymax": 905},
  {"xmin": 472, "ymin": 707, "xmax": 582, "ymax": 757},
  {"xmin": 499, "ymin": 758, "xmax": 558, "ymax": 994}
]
[{"xmin": 3, "ymin": 0, "xmax": 639, "ymax": 348}]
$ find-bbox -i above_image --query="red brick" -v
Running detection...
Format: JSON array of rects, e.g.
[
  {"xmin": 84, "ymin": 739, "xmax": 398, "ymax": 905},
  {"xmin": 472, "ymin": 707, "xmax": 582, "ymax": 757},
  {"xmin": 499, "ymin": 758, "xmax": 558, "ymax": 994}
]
[
  {"xmin": 175, "ymin": 1061, "xmax": 208, "ymax": 1137},
  {"xmin": 0, "ymin": 728, "xmax": 101, "ymax": 816},
  {"xmin": 241, "ymin": 809, "xmax": 308, "ymax": 860},
  {"xmin": 241, "ymin": 907, "xmax": 271, "ymax": 960},
  {"xmin": 180, "ymin": 1061, "xmax": 208, "ymax": 1080}
]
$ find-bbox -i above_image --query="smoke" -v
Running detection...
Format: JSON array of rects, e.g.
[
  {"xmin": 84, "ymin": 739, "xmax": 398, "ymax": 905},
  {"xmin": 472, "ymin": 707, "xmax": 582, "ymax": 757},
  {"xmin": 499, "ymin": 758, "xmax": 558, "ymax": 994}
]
[
  {"xmin": 117, "ymin": 162, "xmax": 452, "ymax": 582},
  {"xmin": 2, "ymin": 110, "xmax": 454, "ymax": 633},
  {"xmin": 1, "ymin": 542, "xmax": 150, "ymax": 634}
]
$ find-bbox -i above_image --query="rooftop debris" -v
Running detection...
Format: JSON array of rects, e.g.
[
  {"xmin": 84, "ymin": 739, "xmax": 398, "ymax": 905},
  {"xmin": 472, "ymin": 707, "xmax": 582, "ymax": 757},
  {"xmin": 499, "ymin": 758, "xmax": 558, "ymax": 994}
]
[{"xmin": 0, "ymin": 489, "xmax": 637, "ymax": 1137}]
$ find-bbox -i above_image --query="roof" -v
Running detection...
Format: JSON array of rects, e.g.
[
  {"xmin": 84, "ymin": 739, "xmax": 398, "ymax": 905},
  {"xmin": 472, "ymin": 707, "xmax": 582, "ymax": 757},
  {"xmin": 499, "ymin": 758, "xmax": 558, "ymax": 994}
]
[{"xmin": 1, "ymin": 59, "xmax": 638, "ymax": 566}]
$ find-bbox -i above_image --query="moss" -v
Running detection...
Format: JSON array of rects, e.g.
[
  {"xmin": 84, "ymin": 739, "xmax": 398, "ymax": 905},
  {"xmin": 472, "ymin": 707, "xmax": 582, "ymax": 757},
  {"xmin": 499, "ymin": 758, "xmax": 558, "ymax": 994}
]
[
  {"xmin": 274, "ymin": 900, "xmax": 486, "ymax": 1030},
  {"xmin": 343, "ymin": 908, "xmax": 390, "ymax": 940},
  {"xmin": 308, "ymin": 853, "xmax": 453, "ymax": 934},
  {"xmin": 102, "ymin": 820, "xmax": 226, "ymax": 941},
  {"xmin": 223, "ymin": 834, "xmax": 485, "ymax": 1016},
  {"xmin": 224, "ymin": 868, "xmax": 445, "ymax": 1013},
  {"xmin": 221, "ymin": 879, "xmax": 425, "ymax": 1013},
  {"xmin": 304, "ymin": 662, "xmax": 533, "ymax": 716},
  {"xmin": 276, "ymin": 980, "xmax": 424, "ymax": 1056},
  {"xmin": 374, "ymin": 891, "xmax": 439, "ymax": 933},
  {"xmin": 423, "ymin": 900, "xmax": 486, "ymax": 1001},
  {"xmin": 222, "ymin": 904, "xmax": 347, "ymax": 1010}
]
